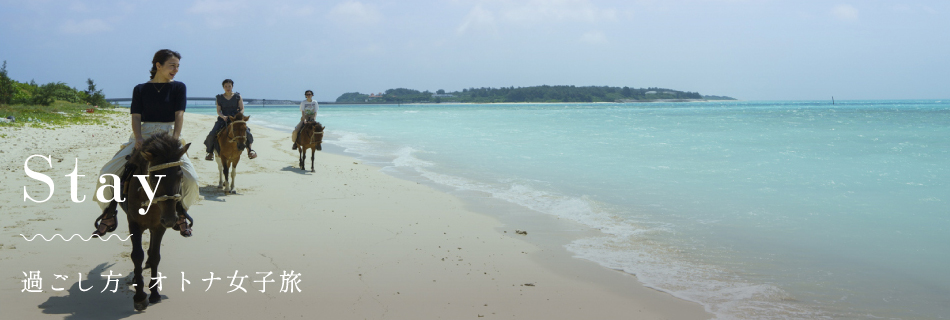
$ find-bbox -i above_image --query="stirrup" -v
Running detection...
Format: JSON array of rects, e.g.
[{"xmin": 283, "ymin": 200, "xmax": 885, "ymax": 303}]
[
  {"xmin": 205, "ymin": 153, "xmax": 214, "ymax": 161},
  {"xmin": 93, "ymin": 211, "xmax": 117, "ymax": 237},
  {"xmin": 172, "ymin": 211, "xmax": 194, "ymax": 237}
]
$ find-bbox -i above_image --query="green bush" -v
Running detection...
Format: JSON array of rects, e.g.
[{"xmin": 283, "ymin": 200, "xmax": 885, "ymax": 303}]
[
  {"xmin": 11, "ymin": 81, "xmax": 33, "ymax": 104},
  {"xmin": 0, "ymin": 61, "xmax": 110, "ymax": 107},
  {"xmin": 31, "ymin": 82, "xmax": 56, "ymax": 106},
  {"xmin": 0, "ymin": 61, "xmax": 15, "ymax": 105},
  {"xmin": 84, "ymin": 78, "xmax": 108, "ymax": 107}
]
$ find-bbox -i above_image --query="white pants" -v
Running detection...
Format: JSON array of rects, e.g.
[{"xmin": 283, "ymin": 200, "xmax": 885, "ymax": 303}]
[{"xmin": 96, "ymin": 122, "xmax": 200, "ymax": 211}]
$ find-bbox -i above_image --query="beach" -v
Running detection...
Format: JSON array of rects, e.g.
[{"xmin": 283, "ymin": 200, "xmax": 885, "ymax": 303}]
[{"xmin": 0, "ymin": 112, "xmax": 711, "ymax": 319}]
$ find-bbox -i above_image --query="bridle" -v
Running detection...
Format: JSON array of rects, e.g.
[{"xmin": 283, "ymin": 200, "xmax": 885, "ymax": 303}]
[
  {"xmin": 226, "ymin": 119, "xmax": 248, "ymax": 143},
  {"xmin": 139, "ymin": 160, "xmax": 183, "ymax": 209},
  {"xmin": 306, "ymin": 121, "xmax": 324, "ymax": 141}
]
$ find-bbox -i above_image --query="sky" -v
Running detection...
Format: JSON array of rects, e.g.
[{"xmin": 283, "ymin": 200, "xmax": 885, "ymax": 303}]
[{"xmin": 0, "ymin": 0, "xmax": 948, "ymax": 101}]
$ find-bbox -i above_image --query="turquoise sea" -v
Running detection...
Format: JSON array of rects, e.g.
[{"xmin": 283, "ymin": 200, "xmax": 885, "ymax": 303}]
[{"xmin": 188, "ymin": 100, "xmax": 949, "ymax": 319}]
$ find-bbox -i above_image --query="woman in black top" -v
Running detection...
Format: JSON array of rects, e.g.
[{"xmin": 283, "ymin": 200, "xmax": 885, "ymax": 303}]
[
  {"xmin": 203, "ymin": 79, "xmax": 256, "ymax": 160},
  {"xmin": 93, "ymin": 49, "xmax": 198, "ymax": 238}
]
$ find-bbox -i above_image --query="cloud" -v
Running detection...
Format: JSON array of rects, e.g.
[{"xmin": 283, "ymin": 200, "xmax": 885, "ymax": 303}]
[
  {"xmin": 500, "ymin": 0, "xmax": 617, "ymax": 24},
  {"xmin": 892, "ymin": 4, "xmax": 938, "ymax": 15},
  {"xmin": 60, "ymin": 19, "xmax": 111, "ymax": 34},
  {"xmin": 457, "ymin": 5, "xmax": 496, "ymax": 34},
  {"xmin": 580, "ymin": 31, "xmax": 607, "ymax": 44},
  {"xmin": 69, "ymin": 1, "xmax": 89, "ymax": 12},
  {"xmin": 831, "ymin": 4, "xmax": 858, "ymax": 21},
  {"xmin": 188, "ymin": 0, "xmax": 242, "ymax": 14},
  {"xmin": 187, "ymin": 0, "xmax": 248, "ymax": 28},
  {"xmin": 328, "ymin": 1, "xmax": 382, "ymax": 25},
  {"xmin": 269, "ymin": 4, "xmax": 315, "ymax": 18},
  {"xmin": 456, "ymin": 0, "xmax": 616, "ymax": 35}
]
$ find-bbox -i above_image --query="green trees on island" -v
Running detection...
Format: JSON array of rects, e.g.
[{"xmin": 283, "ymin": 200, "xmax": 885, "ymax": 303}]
[
  {"xmin": 0, "ymin": 61, "xmax": 109, "ymax": 107},
  {"xmin": 335, "ymin": 85, "xmax": 733, "ymax": 103},
  {"xmin": 0, "ymin": 61, "xmax": 16, "ymax": 105}
]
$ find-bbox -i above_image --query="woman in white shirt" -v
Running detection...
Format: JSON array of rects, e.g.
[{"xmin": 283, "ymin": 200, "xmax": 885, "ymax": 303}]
[{"xmin": 292, "ymin": 89, "xmax": 318, "ymax": 149}]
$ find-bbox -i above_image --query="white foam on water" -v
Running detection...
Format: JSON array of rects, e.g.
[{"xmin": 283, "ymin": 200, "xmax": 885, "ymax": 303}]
[
  {"xmin": 234, "ymin": 102, "xmax": 950, "ymax": 319},
  {"xmin": 326, "ymin": 130, "xmax": 381, "ymax": 156},
  {"xmin": 392, "ymin": 146, "xmax": 433, "ymax": 168},
  {"xmin": 330, "ymin": 144, "xmax": 831, "ymax": 319}
]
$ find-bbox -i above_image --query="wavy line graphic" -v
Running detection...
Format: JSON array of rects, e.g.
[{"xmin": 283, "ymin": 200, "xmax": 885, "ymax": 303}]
[{"xmin": 19, "ymin": 234, "xmax": 131, "ymax": 242}]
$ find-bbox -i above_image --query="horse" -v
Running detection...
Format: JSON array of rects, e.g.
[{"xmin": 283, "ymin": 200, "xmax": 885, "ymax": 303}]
[
  {"xmin": 295, "ymin": 119, "xmax": 324, "ymax": 172},
  {"xmin": 107, "ymin": 132, "xmax": 192, "ymax": 311},
  {"xmin": 214, "ymin": 112, "xmax": 249, "ymax": 194}
]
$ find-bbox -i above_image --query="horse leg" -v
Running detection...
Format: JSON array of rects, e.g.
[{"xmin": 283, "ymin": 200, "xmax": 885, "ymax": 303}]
[
  {"xmin": 146, "ymin": 227, "xmax": 167, "ymax": 304},
  {"xmin": 222, "ymin": 159, "xmax": 231, "ymax": 192},
  {"xmin": 216, "ymin": 153, "xmax": 225, "ymax": 189},
  {"xmin": 129, "ymin": 222, "xmax": 149, "ymax": 311},
  {"xmin": 299, "ymin": 148, "xmax": 305, "ymax": 170},
  {"xmin": 310, "ymin": 148, "xmax": 315, "ymax": 172},
  {"xmin": 229, "ymin": 159, "xmax": 238, "ymax": 194}
]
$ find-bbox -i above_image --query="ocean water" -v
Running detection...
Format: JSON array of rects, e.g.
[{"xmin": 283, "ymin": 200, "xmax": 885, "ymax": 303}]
[{"xmin": 190, "ymin": 100, "xmax": 950, "ymax": 319}]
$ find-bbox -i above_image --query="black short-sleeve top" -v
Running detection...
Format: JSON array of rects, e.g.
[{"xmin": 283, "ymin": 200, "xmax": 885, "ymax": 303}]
[
  {"xmin": 216, "ymin": 93, "xmax": 241, "ymax": 117},
  {"xmin": 130, "ymin": 81, "xmax": 187, "ymax": 122}
]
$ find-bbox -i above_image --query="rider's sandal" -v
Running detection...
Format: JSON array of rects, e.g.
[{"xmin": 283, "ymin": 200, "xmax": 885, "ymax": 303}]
[
  {"xmin": 173, "ymin": 214, "xmax": 193, "ymax": 237},
  {"xmin": 173, "ymin": 202, "xmax": 193, "ymax": 238},
  {"xmin": 205, "ymin": 153, "xmax": 214, "ymax": 161},
  {"xmin": 248, "ymin": 150, "xmax": 257, "ymax": 159},
  {"xmin": 92, "ymin": 211, "xmax": 117, "ymax": 237}
]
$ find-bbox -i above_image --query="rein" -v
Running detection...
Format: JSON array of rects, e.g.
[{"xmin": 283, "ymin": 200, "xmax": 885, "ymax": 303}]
[
  {"xmin": 310, "ymin": 129, "xmax": 324, "ymax": 141},
  {"xmin": 148, "ymin": 161, "xmax": 183, "ymax": 172},
  {"xmin": 140, "ymin": 160, "xmax": 184, "ymax": 207}
]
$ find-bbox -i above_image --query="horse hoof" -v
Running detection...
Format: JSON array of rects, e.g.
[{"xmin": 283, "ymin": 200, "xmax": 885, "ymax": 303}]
[
  {"xmin": 134, "ymin": 299, "xmax": 149, "ymax": 311},
  {"xmin": 229, "ymin": 190, "xmax": 237, "ymax": 194},
  {"xmin": 149, "ymin": 293, "xmax": 162, "ymax": 303}
]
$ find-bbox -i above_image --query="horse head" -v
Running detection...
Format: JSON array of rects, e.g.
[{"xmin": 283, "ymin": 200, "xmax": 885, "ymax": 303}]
[
  {"xmin": 227, "ymin": 112, "xmax": 250, "ymax": 149},
  {"xmin": 137, "ymin": 132, "xmax": 190, "ymax": 229},
  {"xmin": 305, "ymin": 121, "xmax": 325, "ymax": 151}
]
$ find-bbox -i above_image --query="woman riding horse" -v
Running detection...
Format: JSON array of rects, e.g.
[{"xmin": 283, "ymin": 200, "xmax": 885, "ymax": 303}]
[
  {"xmin": 204, "ymin": 79, "xmax": 257, "ymax": 161},
  {"xmin": 123, "ymin": 131, "xmax": 192, "ymax": 310},
  {"xmin": 92, "ymin": 49, "xmax": 198, "ymax": 238},
  {"xmin": 292, "ymin": 89, "xmax": 318, "ymax": 149}
]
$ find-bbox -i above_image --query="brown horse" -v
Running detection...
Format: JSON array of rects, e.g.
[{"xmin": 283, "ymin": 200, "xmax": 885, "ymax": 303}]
[
  {"xmin": 111, "ymin": 132, "xmax": 192, "ymax": 311},
  {"xmin": 295, "ymin": 120, "xmax": 324, "ymax": 172},
  {"xmin": 214, "ymin": 112, "xmax": 249, "ymax": 193}
]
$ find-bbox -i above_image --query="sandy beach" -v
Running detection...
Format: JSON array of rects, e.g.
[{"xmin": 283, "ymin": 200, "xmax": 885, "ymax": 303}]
[{"xmin": 0, "ymin": 111, "xmax": 711, "ymax": 319}]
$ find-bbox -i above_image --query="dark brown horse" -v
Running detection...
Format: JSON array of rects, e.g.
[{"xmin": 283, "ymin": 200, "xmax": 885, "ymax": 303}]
[
  {"xmin": 116, "ymin": 132, "xmax": 192, "ymax": 311},
  {"xmin": 214, "ymin": 112, "xmax": 249, "ymax": 193},
  {"xmin": 295, "ymin": 120, "xmax": 324, "ymax": 172}
]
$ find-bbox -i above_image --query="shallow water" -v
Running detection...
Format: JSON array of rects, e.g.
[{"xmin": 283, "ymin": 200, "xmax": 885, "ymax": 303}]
[{"xmin": 190, "ymin": 100, "xmax": 950, "ymax": 319}]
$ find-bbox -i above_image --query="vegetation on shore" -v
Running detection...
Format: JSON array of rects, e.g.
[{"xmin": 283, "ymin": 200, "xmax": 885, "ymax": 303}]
[
  {"xmin": 0, "ymin": 61, "xmax": 120, "ymax": 129},
  {"xmin": 336, "ymin": 85, "xmax": 735, "ymax": 103}
]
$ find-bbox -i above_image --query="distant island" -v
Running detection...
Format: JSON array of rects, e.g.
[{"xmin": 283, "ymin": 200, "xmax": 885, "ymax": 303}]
[{"xmin": 335, "ymin": 85, "xmax": 736, "ymax": 104}]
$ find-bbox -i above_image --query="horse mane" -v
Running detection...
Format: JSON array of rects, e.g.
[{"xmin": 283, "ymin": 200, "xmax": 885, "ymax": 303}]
[
  {"xmin": 133, "ymin": 132, "xmax": 182, "ymax": 165},
  {"xmin": 304, "ymin": 120, "xmax": 323, "ymax": 131}
]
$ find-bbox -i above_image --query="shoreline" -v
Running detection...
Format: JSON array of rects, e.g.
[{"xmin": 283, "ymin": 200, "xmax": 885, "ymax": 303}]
[
  {"xmin": 0, "ymin": 112, "xmax": 711, "ymax": 319},
  {"xmin": 109, "ymin": 100, "xmax": 742, "ymax": 109}
]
